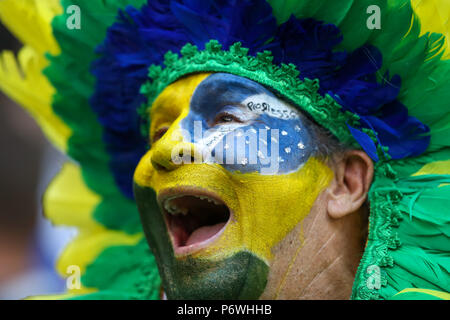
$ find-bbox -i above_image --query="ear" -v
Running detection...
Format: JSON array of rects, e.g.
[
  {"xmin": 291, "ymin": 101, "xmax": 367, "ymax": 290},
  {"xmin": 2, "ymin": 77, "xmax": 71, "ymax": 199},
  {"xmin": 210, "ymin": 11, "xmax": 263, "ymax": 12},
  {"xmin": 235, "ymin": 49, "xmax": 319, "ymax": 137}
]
[{"xmin": 327, "ymin": 150, "xmax": 374, "ymax": 219}]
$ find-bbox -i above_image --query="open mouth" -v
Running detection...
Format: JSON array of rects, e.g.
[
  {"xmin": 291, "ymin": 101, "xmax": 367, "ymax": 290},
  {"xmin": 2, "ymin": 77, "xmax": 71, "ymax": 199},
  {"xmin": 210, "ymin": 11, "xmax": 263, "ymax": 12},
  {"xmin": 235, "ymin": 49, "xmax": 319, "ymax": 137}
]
[{"xmin": 158, "ymin": 190, "xmax": 231, "ymax": 255}]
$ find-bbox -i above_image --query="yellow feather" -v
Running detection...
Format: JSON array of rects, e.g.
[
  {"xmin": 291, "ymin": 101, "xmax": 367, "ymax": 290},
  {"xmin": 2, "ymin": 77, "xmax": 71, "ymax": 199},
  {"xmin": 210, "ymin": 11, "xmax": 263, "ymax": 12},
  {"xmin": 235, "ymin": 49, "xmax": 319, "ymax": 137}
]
[
  {"xmin": 0, "ymin": 0, "xmax": 71, "ymax": 151},
  {"xmin": 0, "ymin": 0, "xmax": 61, "ymax": 55},
  {"xmin": 412, "ymin": 0, "xmax": 450, "ymax": 59},
  {"xmin": 42, "ymin": 162, "xmax": 143, "ymax": 297},
  {"xmin": 412, "ymin": 159, "xmax": 450, "ymax": 176},
  {"xmin": 394, "ymin": 288, "xmax": 450, "ymax": 300},
  {"xmin": 56, "ymin": 230, "xmax": 142, "ymax": 279},
  {"xmin": 43, "ymin": 162, "xmax": 102, "ymax": 229},
  {"xmin": 0, "ymin": 48, "xmax": 71, "ymax": 151},
  {"xmin": 0, "ymin": 0, "xmax": 139, "ymax": 299}
]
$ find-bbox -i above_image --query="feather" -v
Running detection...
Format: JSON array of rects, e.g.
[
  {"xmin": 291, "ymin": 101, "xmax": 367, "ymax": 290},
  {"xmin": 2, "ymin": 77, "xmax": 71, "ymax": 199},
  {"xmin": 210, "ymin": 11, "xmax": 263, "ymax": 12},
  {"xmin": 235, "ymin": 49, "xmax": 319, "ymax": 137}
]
[
  {"xmin": 0, "ymin": 0, "xmax": 69, "ymax": 151},
  {"xmin": 412, "ymin": 0, "xmax": 450, "ymax": 59},
  {"xmin": 347, "ymin": 125, "xmax": 379, "ymax": 161}
]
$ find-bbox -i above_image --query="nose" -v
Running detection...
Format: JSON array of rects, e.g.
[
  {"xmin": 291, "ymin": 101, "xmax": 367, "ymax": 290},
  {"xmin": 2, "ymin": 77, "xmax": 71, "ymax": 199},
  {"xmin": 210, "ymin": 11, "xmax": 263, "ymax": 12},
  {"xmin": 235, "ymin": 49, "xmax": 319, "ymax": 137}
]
[
  {"xmin": 150, "ymin": 130, "xmax": 201, "ymax": 172},
  {"xmin": 151, "ymin": 141, "xmax": 191, "ymax": 171}
]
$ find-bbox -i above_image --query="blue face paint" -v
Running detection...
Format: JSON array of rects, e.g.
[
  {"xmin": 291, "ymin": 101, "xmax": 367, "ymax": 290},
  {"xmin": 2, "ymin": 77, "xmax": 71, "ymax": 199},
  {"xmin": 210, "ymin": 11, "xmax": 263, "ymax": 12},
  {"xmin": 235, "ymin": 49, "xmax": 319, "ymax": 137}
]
[{"xmin": 180, "ymin": 73, "xmax": 317, "ymax": 174}]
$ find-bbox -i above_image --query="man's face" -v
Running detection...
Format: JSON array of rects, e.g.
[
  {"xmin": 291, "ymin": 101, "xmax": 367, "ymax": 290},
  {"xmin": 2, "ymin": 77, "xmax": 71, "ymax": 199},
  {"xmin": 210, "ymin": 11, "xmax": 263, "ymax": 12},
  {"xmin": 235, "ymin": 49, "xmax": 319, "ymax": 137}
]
[{"xmin": 133, "ymin": 73, "xmax": 333, "ymax": 299}]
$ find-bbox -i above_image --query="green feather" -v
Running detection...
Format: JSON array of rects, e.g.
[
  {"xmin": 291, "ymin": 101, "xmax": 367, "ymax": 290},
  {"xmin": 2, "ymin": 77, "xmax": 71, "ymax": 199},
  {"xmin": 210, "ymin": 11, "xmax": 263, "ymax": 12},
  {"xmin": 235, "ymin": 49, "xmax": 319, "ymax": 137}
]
[{"xmin": 45, "ymin": 0, "xmax": 157, "ymax": 299}]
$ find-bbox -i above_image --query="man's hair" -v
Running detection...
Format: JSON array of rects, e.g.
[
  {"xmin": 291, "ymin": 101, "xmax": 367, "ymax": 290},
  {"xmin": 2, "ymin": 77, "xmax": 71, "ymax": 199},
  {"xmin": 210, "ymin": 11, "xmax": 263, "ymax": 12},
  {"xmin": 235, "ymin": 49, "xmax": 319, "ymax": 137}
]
[
  {"xmin": 303, "ymin": 114, "xmax": 370, "ymax": 244},
  {"xmin": 301, "ymin": 114, "xmax": 349, "ymax": 160},
  {"xmin": 271, "ymin": 88, "xmax": 349, "ymax": 160}
]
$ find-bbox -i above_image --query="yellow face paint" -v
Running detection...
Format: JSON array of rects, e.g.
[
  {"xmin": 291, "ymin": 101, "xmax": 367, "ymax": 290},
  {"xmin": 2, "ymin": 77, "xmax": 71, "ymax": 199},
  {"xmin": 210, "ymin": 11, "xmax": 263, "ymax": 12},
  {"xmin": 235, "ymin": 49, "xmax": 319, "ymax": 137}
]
[
  {"xmin": 149, "ymin": 73, "xmax": 210, "ymax": 143},
  {"xmin": 134, "ymin": 73, "xmax": 333, "ymax": 264}
]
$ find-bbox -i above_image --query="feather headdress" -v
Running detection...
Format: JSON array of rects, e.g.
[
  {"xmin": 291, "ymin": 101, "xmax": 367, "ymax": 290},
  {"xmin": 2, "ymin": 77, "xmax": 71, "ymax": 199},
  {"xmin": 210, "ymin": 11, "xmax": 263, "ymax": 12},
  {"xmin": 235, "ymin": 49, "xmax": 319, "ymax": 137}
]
[{"xmin": 0, "ymin": 0, "xmax": 449, "ymax": 299}]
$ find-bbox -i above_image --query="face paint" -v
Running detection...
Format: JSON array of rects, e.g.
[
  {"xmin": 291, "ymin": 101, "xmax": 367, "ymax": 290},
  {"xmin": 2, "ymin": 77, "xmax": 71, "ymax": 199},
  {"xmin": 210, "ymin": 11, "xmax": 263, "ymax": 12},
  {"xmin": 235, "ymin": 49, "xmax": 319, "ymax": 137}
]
[
  {"xmin": 179, "ymin": 73, "xmax": 317, "ymax": 175},
  {"xmin": 134, "ymin": 73, "xmax": 333, "ymax": 299}
]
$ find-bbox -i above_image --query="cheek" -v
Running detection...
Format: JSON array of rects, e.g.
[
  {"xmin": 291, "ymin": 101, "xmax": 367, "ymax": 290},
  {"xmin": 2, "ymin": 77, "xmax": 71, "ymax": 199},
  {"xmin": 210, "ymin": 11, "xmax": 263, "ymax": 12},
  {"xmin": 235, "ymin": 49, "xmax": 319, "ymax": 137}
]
[
  {"xmin": 205, "ymin": 116, "xmax": 315, "ymax": 175},
  {"xmin": 226, "ymin": 157, "xmax": 333, "ymax": 262},
  {"xmin": 134, "ymin": 150, "xmax": 154, "ymax": 188}
]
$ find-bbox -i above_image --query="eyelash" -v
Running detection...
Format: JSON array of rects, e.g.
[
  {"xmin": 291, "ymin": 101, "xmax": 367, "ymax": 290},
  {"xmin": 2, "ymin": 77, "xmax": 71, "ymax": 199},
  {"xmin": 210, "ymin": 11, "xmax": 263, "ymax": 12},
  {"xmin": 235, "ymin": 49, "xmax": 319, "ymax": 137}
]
[
  {"xmin": 152, "ymin": 111, "xmax": 243, "ymax": 142},
  {"xmin": 152, "ymin": 126, "xmax": 168, "ymax": 143},
  {"xmin": 213, "ymin": 111, "xmax": 243, "ymax": 125}
]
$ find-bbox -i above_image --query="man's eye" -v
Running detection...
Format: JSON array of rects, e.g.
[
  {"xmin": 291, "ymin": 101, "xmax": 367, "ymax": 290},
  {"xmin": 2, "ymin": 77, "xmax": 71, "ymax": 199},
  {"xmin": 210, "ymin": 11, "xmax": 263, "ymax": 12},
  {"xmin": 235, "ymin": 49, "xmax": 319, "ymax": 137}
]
[
  {"xmin": 213, "ymin": 112, "xmax": 242, "ymax": 125},
  {"xmin": 152, "ymin": 126, "xmax": 168, "ymax": 143}
]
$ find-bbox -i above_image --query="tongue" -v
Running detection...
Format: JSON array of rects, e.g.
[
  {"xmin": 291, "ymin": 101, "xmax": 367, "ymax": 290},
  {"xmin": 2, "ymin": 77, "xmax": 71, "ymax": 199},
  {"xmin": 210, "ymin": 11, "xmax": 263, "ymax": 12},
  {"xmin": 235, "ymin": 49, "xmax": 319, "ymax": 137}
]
[{"xmin": 185, "ymin": 222, "xmax": 226, "ymax": 247}]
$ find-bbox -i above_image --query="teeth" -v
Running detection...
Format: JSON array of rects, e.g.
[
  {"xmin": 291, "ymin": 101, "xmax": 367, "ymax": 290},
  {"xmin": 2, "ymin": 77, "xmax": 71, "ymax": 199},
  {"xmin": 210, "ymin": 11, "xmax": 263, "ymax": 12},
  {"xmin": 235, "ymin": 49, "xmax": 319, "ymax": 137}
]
[
  {"xmin": 163, "ymin": 199, "xmax": 185, "ymax": 216},
  {"xmin": 163, "ymin": 194, "xmax": 223, "ymax": 216},
  {"xmin": 197, "ymin": 195, "xmax": 221, "ymax": 205}
]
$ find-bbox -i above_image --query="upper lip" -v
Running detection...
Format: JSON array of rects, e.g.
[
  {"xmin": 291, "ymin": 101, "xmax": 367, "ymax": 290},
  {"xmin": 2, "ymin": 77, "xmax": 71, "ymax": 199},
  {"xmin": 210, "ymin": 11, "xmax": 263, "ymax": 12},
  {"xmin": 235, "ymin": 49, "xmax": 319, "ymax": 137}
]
[{"xmin": 157, "ymin": 187, "xmax": 232, "ymax": 257}]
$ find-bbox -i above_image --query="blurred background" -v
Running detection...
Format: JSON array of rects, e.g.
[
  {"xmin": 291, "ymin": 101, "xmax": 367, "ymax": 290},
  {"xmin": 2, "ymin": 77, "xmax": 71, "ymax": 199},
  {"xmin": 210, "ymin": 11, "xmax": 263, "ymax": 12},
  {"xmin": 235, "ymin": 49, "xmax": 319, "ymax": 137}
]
[{"xmin": 0, "ymin": 22, "xmax": 76, "ymax": 299}]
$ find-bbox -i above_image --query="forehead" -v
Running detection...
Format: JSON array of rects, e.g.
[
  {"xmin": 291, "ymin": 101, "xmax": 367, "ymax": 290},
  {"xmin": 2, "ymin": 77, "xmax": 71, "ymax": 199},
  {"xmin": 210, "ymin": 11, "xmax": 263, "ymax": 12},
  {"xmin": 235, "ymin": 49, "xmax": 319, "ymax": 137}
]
[
  {"xmin": 189, "ymin": 73, "xmax": 303, "ymax": 118},
  {"xmin": 151, "ymin": 73, "xmax": 297, "ymax": 118},
  {"xmin": 190, "ymin": 73, "xmax": 276, "ymax": 111}
]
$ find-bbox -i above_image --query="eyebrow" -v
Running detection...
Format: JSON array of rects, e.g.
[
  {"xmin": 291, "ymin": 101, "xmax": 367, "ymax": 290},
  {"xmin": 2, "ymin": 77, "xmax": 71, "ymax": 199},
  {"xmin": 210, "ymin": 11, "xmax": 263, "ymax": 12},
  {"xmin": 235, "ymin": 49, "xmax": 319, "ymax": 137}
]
[
  {"xmin": 150, "ymin": 101, "xmax": 167, "ymax": 118},
  {"xmin": 213, "ymin": 100, "xmax": 249, "ymax": 110},
  {"xmin": 150, "ymin": 92, "xmax": 179, "ymax": 119},
  {"xmin": 215, "ymin": 79, "xmax": 271, "ymax": 96}
]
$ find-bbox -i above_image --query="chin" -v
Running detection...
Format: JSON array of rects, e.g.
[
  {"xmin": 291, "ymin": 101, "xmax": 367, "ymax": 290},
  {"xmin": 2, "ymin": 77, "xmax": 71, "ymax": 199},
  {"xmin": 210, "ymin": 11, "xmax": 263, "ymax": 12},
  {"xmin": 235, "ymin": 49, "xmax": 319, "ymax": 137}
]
[{"xmin": 160, "ymin": 251, "xmax": 268, "ymax": 299}]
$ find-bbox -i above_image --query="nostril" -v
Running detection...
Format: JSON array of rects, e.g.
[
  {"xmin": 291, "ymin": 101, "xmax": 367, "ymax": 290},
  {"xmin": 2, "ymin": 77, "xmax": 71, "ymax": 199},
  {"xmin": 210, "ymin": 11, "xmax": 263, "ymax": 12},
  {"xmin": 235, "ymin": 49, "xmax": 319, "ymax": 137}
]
[
  {"xmin": 150, "ymin": 141, "xmax": 198, "ymax": 171},
  {"xmin": 178, "ymin": 149, "xmax": 196, "ymax": 164},
  {"xmin": 152, "ymin": 127, "xmax": 169, "ymax": 143}
]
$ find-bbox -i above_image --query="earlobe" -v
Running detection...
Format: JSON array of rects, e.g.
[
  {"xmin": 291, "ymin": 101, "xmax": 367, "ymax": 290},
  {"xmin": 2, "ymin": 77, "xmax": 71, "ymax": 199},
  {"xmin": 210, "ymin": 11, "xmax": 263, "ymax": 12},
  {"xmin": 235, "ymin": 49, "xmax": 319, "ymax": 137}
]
[{"xmin": 327, "ymin": 150, "xmax": 374, "ymax": 219}]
